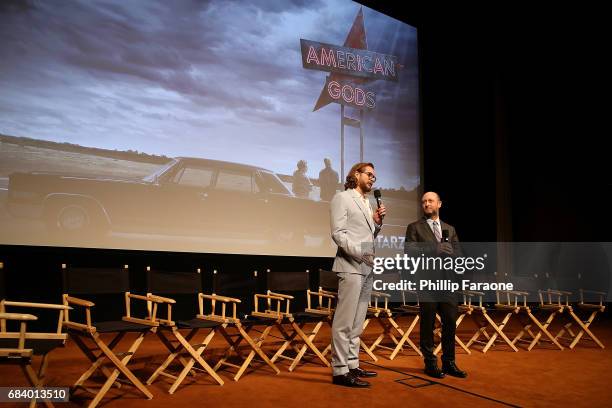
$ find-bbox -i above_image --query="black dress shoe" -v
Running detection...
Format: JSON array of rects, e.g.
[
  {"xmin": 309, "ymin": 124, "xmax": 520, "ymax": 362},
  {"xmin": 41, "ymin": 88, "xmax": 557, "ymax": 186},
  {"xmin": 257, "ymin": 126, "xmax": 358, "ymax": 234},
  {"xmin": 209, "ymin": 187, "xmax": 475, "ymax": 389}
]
[
  {"xmin": 349, "ymin": 367, "xmax": 378, "ymax": 378},
  {"xmin": 424, "ymin": 363, "xmax": 445, "ymax": 379},
  {"xmin": 332, "ymin": 372, "xmax": 370, "ymax": 387},
  {"xmin": 442, "ymin": 361, "xmax": 467, "ymax": 378}
]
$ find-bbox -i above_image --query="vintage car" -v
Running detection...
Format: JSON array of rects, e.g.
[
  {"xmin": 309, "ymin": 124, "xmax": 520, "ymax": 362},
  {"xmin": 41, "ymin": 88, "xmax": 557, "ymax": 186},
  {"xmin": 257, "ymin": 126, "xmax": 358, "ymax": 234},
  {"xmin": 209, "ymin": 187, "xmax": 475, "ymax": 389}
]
[{"xmin": 6, "ymin": 157, "xmax": 330, "ymax": 247}]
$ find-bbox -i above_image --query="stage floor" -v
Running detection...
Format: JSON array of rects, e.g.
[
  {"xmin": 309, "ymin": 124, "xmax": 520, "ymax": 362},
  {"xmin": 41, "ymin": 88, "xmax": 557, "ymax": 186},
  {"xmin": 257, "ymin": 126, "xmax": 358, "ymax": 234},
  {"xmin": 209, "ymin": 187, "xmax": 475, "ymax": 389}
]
[{"xmin": 2, "ymin": 316, "xmax": 611, "ymax": 407}]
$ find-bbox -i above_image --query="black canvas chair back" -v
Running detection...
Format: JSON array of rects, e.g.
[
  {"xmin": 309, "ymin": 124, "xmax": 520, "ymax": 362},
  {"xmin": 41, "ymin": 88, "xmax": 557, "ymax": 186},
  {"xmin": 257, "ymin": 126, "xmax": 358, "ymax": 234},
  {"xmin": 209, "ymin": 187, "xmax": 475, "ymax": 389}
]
[
  {"xmin": 62, "ymin": 266, "xmax": 130, "ymax": 294},
  {"xmin": 212, "ymin": 270, "xmax": 258, "ymax": 317},
  {"xmin": 266, "ymin": 270, "xmax": 310, "ymax": 291},
  {"xmin": 318, "ymin": 269, "xmax": 338, "ymax": 291},
  {"xmin": 266, "ymin": 270, "xmax": 310, "ymax": 311},
  {"xmin": 147, "ymin": 268, "xmax": 202, "ymax": 295},
  {"xmin": 62, "ymin": 266, "xmax": 135, "ymax": 322},
  {"xmin": 146, "ymin": 268, "xmax": 202, "ymax": 321},
  {"xmin": 0, "ymin": 261, "xmax": 5, "ymax": 299}
]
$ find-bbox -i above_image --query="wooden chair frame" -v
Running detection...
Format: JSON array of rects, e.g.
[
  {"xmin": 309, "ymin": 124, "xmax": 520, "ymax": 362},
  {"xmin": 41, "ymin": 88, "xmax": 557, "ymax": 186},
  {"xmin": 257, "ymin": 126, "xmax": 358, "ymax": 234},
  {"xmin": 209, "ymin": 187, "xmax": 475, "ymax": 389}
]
[
  {"xmin": 62, "ymin": 291, "xmax": 156, "ymax": 408},
  {"xmin": 551, "ymin": 289, "xmax": 606, "ymax": 349},
  {"xmin": 0, "ymin": 300, "xmax": 70, "ymax": 408},
  {"xmin": 204, "ymin": 291, "xmax": 281, "ymax": 381},
  {"xmin": 144, "ymin": 289, "xmax": 225, "ymax": 392},
  {"xmin": 463, "ymin": 291, "xmax": 520, "ymax": 353},
  {"xmin": 388, "ymin": 290, "xmax": 422, "ymax": 360},
  {"xmin": 256, "ymin": 287, "xmax": 330, "ymax": 372},
  {"xmin": 495, "ymin": 290, "xmax": 563, "ymax": 351},
  {"xmin": 288, "ymin": 287, "xmax": 336, "ymax": 369},
  {"xmin": 432, "ymin": 293, "xmax": 473, "ymax": 356}
]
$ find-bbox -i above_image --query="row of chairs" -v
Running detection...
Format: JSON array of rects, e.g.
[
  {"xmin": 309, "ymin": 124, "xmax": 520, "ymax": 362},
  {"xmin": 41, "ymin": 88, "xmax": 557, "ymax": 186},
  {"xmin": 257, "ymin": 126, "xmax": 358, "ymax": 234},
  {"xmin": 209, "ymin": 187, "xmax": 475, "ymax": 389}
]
[
  {"xmin": 1, "ymin": 265, "xmax": 607, "ymax": 407},
  {"xmin": 359, "ymin": 286, "xmax": 606, "ymax": 363},
  {"xmin": 1, "ymin": 266, "xmax": 339, "ymax": 407}
]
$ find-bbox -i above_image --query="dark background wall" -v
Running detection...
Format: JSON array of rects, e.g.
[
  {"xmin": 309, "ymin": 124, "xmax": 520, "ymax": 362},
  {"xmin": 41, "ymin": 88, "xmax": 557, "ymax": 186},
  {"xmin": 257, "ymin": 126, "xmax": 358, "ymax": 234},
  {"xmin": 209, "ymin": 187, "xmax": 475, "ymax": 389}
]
[{"xmin": 358, "ymin": 2, "xmax": 609, "ymax": 242}]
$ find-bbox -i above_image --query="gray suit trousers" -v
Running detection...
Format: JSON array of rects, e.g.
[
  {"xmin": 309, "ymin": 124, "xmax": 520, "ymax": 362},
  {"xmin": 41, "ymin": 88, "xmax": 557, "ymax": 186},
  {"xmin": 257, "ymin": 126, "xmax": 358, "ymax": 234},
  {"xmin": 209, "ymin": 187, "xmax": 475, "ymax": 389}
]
[{"xmin": 331, "ymin": 271, "xmax": 373, "ymax": 376}]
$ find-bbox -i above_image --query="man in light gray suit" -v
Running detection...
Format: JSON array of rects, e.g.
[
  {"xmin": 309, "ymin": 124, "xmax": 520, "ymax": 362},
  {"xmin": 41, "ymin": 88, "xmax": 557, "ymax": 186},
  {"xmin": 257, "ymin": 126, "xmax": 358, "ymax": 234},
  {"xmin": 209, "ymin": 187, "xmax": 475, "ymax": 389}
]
[{"xmin": 330, "ymin": 162, "xmax": 386, "ymax": 387}]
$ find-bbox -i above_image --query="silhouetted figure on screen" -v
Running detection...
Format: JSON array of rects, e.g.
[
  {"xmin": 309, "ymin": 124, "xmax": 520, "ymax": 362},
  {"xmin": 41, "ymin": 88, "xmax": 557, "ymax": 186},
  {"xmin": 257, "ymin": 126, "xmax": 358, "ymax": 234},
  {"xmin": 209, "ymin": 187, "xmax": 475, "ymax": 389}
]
[
  {"xmin": 292, "ymin": 160, "xmax": 312, "ymax": 198},
  {"xmin": 319, "ymin": 158, "xmax": 339, "ymax": 201}
]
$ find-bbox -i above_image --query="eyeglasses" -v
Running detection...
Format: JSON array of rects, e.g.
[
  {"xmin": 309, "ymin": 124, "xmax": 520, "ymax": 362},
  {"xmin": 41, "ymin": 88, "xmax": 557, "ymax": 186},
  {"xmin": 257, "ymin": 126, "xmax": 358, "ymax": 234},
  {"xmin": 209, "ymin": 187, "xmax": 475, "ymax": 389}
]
[{"xmin": 359, "ymin": 171, "xmax": 376, "ymax": 182}]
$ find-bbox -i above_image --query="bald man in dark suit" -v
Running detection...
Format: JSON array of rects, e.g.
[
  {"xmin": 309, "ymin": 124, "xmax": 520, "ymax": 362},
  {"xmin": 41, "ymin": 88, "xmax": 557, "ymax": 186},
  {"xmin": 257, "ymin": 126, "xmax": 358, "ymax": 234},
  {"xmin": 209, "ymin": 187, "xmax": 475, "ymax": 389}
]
[{"xmin": 405, "ymin": 191, "xmax": 467, "ymax": 379}]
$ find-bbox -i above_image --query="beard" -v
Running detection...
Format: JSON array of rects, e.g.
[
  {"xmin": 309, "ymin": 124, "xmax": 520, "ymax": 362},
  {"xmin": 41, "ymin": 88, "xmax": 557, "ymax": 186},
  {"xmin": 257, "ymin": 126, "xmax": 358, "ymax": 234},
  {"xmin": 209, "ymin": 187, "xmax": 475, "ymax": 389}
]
[
  {"xmin": 360, "ymin": 181, "xmax": 373, "ymax": 193},
  {"xmin": 424, "ymin": 208, "xmax": 438, "ymax": 218}
]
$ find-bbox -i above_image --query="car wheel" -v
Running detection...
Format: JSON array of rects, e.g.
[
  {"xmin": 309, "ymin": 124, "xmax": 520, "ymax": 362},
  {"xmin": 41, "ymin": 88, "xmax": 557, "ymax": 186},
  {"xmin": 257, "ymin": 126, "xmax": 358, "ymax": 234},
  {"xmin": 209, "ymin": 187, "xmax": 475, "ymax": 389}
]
[
  {"xmin": 45, "ymin": 200, "xmax": 109, "ymax": 240},
  {"xmin": 56, "ymin": 204, "xmax": 90, "ymax": 231}
]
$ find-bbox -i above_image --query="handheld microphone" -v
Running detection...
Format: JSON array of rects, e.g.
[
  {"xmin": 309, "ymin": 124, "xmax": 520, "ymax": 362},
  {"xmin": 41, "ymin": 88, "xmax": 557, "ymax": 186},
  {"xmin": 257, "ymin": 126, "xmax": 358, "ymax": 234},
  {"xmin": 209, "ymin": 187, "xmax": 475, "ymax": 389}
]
[
  {"xmin": 373, "ymin": 189, "xmax": 384, "ymax": 220},
  {"xmin": 441, "ymin": 229, "xmax": 449, "ymax": 243}
]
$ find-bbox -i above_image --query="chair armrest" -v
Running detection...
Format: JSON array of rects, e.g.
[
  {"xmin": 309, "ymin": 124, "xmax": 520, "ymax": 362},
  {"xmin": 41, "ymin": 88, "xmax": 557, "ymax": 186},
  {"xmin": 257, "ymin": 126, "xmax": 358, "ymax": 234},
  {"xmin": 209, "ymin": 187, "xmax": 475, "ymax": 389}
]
[
  {"xmin": 307, "ymin": 289, "xmax": 336, "ymax": 299},
  {"xmin": 147, "ymin": 294, "xmax": 176, "ymax": 304},
  {"xmin": 255, "ymin": 294, "xmax": 286, "ymax": 301},
  {"xmin": 2, "ymin": 301, "xmax": 72, "ymax": 310},
  {"xmin": 459, "ymin": 290, "xmax": 485, "ymax": 296},
  {"xmin": 126, "ymin": 293, "xmax": 151, "ymax": 302},
  {"xmin": 200, "ymin": 293, "xmax": 242, "ymax": 303},
  {"xmin": 545, "ymin": 289, "xmax": 572, "ymax": 295},
  {"xmin": 63, "ymin": 296, "xmax": 95, "ymax": 307},
  {"xmin": 581, "ymin": 289, "xmax": 607, "ymax": 295},
  {"xmin": 0, "ymin": 312, "xmax": 38, "ymax": 321},
  {"xmin": 371, "ymin": 291, "xmax": 391, "ymax": 298},
  {"xmin": 267, "ymin": 291, "xmax": 294, "ymax": 300},
  {"xmin": 504, "ymin": 290, "xmax": 529, "ymax": 296}
]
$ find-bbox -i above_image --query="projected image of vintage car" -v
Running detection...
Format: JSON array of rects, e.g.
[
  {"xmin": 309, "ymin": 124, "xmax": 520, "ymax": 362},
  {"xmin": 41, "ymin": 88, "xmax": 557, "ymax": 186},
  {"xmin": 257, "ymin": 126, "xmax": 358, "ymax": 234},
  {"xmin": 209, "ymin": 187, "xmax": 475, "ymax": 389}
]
[{"xmin": 6, "ymin": 157, "xmax": 330, "ymax": 250}]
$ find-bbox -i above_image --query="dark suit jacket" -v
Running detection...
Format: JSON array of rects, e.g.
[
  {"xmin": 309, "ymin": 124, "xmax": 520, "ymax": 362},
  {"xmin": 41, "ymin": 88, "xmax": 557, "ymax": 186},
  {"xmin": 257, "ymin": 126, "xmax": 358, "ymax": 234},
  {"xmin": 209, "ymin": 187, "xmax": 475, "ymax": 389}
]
[
  {"xmin": 405, "ymin": 217, "xmax": 460, "ymax": 251},
  {"xmin": 404, "ymin": 217, "xmax": 462, "ymax": 301}
]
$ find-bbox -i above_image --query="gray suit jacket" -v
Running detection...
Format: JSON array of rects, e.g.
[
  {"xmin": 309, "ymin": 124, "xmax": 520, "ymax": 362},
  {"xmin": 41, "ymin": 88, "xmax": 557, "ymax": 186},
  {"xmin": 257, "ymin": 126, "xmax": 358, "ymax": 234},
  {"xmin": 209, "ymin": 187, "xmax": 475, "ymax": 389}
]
[{"xmin": 330, "ymin": 189, "xmax": 381, "ymax": 275}]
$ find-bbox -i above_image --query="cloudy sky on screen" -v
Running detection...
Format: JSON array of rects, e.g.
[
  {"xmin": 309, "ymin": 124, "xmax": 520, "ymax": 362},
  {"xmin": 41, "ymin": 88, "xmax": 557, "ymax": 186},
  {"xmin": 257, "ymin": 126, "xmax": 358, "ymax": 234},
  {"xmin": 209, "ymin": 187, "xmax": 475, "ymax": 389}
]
[{"xmin": 0, "ymin": 0, "xmax": 419, "ymax": 189}]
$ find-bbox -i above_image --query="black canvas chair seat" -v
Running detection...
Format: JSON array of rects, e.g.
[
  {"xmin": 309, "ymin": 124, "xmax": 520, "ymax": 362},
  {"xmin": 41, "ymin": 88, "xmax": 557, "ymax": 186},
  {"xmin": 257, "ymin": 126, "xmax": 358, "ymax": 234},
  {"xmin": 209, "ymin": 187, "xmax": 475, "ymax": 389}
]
[
  {"xmin": 177, "ymin": 319, "xmax": 221, "ymax": 329},
  {"xmin": 93, "ymin": 320, "xmax": 152, "ymax": 333},
  {"xmin": 392, "ymin": 307, "xmax": 417, "ymax": 316},
  {"xmin": 241, "ymin": 315, "xmax": 277, "ymax": 325},
  {"xmin": 292, "ymin": 311, "xmax": 328, "ymax": 322},
  {"xmin": 0, "ymin": 338, "xmax": 65, "ymax": 357}
]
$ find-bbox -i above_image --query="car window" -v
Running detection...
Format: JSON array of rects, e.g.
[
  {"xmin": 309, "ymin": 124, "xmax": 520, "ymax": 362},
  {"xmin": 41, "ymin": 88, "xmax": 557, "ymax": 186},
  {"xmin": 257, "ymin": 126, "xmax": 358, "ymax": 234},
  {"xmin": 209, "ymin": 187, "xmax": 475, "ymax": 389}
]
[
  {"xmin": 174, "ymin": 167, "xmax": 214, "ymax": 188},
  {"xmin": 257, "ymin": 171, "xmax": 292, "ymax": 195},
  {"xmin": 216, "ymin": 171, "xmax": 258, "ymax": 193}
]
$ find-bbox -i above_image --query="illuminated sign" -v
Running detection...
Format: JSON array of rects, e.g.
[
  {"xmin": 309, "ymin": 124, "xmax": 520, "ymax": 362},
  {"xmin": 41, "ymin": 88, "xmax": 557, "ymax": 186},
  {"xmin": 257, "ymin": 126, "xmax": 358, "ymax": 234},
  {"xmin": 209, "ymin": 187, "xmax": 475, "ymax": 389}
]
[
  {"xmin": 300, "ymin": 39, "xmax": 398, "ymax": 82},
  {"xmin": 325, "ymin": 77, "xmax": 376, "ymax": 110},
  {"xmin": 300, "ymin": 9, "xmax": 400, "ymax": 111}
]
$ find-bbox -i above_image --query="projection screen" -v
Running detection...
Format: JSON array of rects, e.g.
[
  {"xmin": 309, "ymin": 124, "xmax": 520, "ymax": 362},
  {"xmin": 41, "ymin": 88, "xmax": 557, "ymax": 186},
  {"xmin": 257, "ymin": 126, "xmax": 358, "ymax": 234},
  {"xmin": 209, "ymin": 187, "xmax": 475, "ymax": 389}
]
[{"xmin": 0, "ymin": 0, "xmax": 420, "ymax": 257}]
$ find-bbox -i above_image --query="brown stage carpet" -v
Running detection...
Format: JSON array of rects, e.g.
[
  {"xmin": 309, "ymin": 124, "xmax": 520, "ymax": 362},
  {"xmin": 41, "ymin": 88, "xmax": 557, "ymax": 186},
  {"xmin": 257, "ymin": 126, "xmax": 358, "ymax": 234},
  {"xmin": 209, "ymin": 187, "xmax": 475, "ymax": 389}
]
[{"xmin": 2, "ymin": 317, "xmax": 612, "ymax": 407}]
